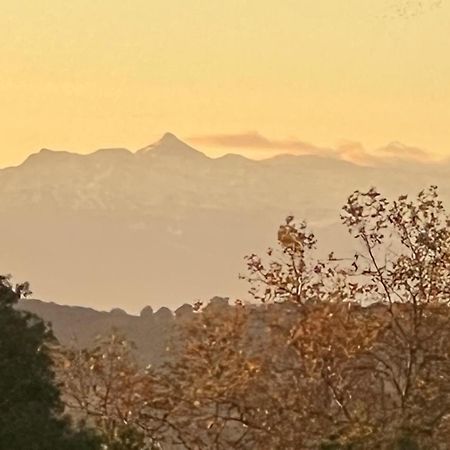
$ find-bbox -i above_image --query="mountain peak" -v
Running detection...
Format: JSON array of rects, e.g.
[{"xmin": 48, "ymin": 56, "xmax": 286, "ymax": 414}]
[
  {"xmin": 137, "ymin": 133, "xmax": 208, "ymax": 160},
  {"xmin": 160, "ymin": 132, "xmax": 179, "ymax": 143},
  {"xmin": 23, "ymin": 148, "xmax": 80, "ymax": 166}
]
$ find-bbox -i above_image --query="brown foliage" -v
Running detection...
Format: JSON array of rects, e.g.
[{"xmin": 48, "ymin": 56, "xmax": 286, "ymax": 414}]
[
  {"xmin": 56, "ymin": 187, "xmax": 450, "ymax": 449},
  {"xmin": 55, "ymin": 334, "xmax": 164, "ymax": 449}
]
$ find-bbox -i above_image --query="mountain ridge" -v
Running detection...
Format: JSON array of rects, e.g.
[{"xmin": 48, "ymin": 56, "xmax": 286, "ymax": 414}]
[
  {"xmin": 1, "ymin": 132, "xmax": 449, "ymax": 312},
  {"xmin": 9, "ymin": 132, "xmax": 445, "ymax": 170}
]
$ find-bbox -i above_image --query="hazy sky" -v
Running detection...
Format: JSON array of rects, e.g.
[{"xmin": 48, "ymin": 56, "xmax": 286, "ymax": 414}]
[{"xmin": 1, "ymin": 0, "xmax": 449, "ymax": 167}]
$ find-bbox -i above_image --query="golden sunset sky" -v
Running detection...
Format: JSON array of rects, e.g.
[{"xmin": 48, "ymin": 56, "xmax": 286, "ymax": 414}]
[{"xmin": 1, "ymin": 0, "xmax": 449, "ymax": 167}]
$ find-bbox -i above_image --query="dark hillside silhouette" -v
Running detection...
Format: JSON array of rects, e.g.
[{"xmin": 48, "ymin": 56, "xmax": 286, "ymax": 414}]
[{"xmin": 0, "ymin": 276, "xmax": 99, "ymax": 449}]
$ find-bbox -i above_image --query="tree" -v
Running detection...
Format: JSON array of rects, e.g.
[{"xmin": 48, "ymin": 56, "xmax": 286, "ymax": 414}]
[
  {"xmin": 163, "ymin": 186, "xmax": 450, "ymax": 449},
  {"xmin": 340, "ymin": 186, "xmax": 450, "ymax": 447},
  {"xmin": 240, "ymin": 215, "xmax": 385, "ymax": 447},
  {"xmin": 56, "ymin": 333, "xmax": 164, "ymax": 449},
  {"xmin": 157, "ymin": 302, "xmax": 264, "ymax": 449},
  {"xmin": 240, "ymin": 186, "xmax": 450, "ymax": 448},
  {"xmin": 0, "ymin": 275, "xmax": 100, "ymax": 450}
]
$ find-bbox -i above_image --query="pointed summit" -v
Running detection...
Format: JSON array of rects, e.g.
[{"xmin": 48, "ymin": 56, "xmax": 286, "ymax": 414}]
[
  {"xmin": 137, "ymin": 133, "xmax": 208, "ymax": 160},
  {"xmin": 160, "ymin": 132, "xmax": 180, "ymax": 143}
]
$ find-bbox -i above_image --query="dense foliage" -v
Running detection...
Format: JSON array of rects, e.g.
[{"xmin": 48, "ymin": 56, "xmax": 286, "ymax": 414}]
[{"xmin": 0, "ymin": 276, "xmax": 100, "ymax": 449}]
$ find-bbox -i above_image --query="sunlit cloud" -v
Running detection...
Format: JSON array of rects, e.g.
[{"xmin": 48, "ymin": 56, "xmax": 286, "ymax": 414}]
[
  {"xmin": 335, "ymin": 141, "xmax": 375, "ymax": 166},
  {"xmin": 338, "ymin": 140, "xmax": 441, "ymax": 165},
  {"xmin": 189, "ymin": 132, "xmax": 441, "ymax": 166},
  {"xmin": 189, "ymin": 132, "xmax": 327, "ymax": 154},
  {"xmin": 376, "ymin": 142, "xmax": 431, "ymax": 161}
]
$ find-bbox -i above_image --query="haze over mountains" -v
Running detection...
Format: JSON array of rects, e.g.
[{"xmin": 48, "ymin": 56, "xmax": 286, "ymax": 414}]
[{"xmin": 1, "ymin": 133, "xmax": 448, "ymax": 312}]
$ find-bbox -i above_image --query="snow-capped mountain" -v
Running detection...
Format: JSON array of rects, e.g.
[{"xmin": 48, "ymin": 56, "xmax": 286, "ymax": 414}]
[{"xmin": 0, "ymin": 133, "xmax": 448, "ymax": 312}]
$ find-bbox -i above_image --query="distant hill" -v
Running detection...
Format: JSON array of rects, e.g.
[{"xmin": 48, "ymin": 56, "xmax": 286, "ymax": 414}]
[
  {"xmin": 2, "ymin": 133, "xmax": 449, "ymax": 312},
  {"xmin": 18, "ymin": 295, "xmax": 300, "ymax": 369},
  {"xmin": 18, "ymin": 297, "xmax": 219, "ymax": 366}
]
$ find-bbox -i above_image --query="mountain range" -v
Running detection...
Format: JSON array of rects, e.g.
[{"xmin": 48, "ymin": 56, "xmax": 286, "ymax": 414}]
[{"xmin": 1, "ymin": 133, "xmax": 448, "ymax": 312}]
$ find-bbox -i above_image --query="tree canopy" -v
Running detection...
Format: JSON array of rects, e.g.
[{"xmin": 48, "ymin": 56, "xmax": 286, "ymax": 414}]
[{"xmin": 0, "ymin": 276, "xmax": 99, "ymax": 450}]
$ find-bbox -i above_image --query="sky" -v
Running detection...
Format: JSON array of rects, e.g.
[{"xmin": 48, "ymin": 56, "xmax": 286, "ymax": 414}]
[{"xmin": 1, "ymin": 0, "xmax": 449, "ymax": 167}]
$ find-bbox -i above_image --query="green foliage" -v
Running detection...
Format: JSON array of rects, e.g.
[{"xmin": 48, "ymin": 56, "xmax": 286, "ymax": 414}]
[
  {"xmin": 104, "ymin": 426, "xmax": 160, "ymax": 450},
  {"xmin": 392, "ymin": 435, "xmax": 420, "ymax": 450},
  {"xmin": 0, "ymin": 275, "xmax": 100, "ymax": 450}
]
